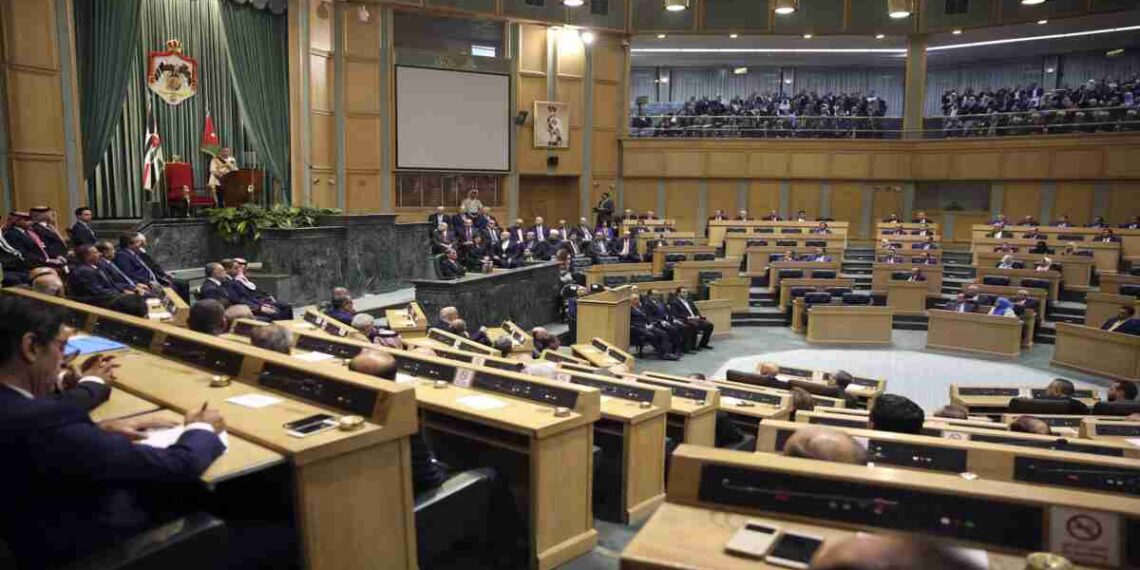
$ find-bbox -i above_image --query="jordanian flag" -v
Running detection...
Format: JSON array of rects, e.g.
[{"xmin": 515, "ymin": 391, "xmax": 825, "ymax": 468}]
[
  {"xmin": 141, "ymin": 96, "xmax": 165, "ymax": 192},
  {"xmin": 200, "ymin": 110, "xmax": 220, "ymax": 157}
]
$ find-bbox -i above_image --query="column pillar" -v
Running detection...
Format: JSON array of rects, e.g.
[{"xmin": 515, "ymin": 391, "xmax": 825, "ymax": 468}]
[
  {"xmin": 333, "ymin": 1, "xmax": 346, "ymax": 209},
  {"xmin": 287, "ymin": 0, "xmax": 311, "ymax": 206},
  {"xmin": 579, "ymin": 42, "xmax": 594, "ymax": 220},
  {"xmin": 901, "ymin": 182, "xmax": 915, "ymax": 221},
  {"xmin": 903, "ymin": 34, "xmax": 928, "ymax": 140},
  {"xmin": 378, "ymin": 7, "xmax": 393, "ymax": 210},
  {"xmin": 819, "ymin": 181, "xmax": 832, "ymax": 219},
  {"xmin": 778, "ymin": 180, "xmax": 790, "ymax": 219},
  {"xmin": 1039, "ymin": 181, "xmax": 1056, "ymax": 226},
  {"xmin": 507, "ymin": 23, "xmax": 521, "ymax": 222}
]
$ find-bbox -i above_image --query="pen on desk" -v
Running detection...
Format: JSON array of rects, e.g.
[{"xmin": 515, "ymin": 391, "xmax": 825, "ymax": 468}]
[{"xmin": 200, "ymin": 401, "xmax": 209, "ymax": 413}]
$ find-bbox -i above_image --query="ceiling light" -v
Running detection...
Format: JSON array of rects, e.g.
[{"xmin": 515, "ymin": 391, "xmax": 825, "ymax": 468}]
[
  {"xmin": 774, "ymin": 0, "xmax": 798, "ymax": 15},
  {"xmin": 875, "ymin": 33, "xmax": 886, "ymax": 39},
  {"xmin": 656, "ymin": 33, "xmax": 666, "ymax": 39},
  {"xmin": 563, "ymin": 0, "xmax": 584, "ymax": 6},
  {"xmin": 926, "ymin": 24, "xmax": 1140, "ymax": 52},
  {"xmin": 784, "ymin": 78, "xmax": 793, "ymax": 84},
  {"xmin": 1107, "ymin": 48, "xmax": 1124, "ymax": 57},
  {"xmin": 633, "ymin": 47, "xmax": 906, "ymax": 54},
  {"xmin": 729, "ymin": 33, "xmax": 738, "ymax": 38},
  {"xmin": 1021, "ymin": 0, "xmax": 1046, "ymax": 4},
  {"xmin": 887, "ymin": 0, "xmax": 912, "ymax": 18},
  {"xmin": 1037, "ymin": 19, "xmax": 1048, "ymax": 24},
  {"xmin": 659, "ymin": 77, "xmax": 669, "ymax": 83},
  {"xmin": 664, "ymin": 0, "xmax": 689, "ymax": 12},
  {"xmin": 1045, "ymin": 67, "xmax": 1055, "ymax": 73},
  {"xmin": 580, "ymin": 30, "xmax": 595, "ymax": 44},
  {"xmin": 952, "ymin": 29, "xmax": 962, "ymax": 35},
  {"xmin": 733, "ymin": 67, "xmax": 747, "ymax": 75},
  {"xmin": 802, "ymin": 33, "xmax": 813, "ymax": 39}
]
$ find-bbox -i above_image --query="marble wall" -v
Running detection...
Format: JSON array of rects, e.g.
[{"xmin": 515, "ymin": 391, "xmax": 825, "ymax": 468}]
[{"xmin": 412, "ymin": 262, "xmax": 563, "ymax": 330}]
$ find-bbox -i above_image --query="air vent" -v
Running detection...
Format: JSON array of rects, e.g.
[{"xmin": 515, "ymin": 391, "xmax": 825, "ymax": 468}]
[
  {"xmin": 945, "ymin": 0, "xmax": 968, "ymax": 15},
  {"xmin": 591, "ymin": 0, "xmax": 608, "ymax": 15}
]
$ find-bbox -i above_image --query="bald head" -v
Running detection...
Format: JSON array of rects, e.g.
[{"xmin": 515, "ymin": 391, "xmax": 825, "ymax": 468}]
[
  {"xmin": 783, "ymin": 427, "xmax": 867, "ymax": 465},
  {"xmin": 811, "ymin": 534, "xmax": 983, "ymax": 570},
  {"xmin": 31, "ymin": 273, "xmax": 63, "ymax": 297},
  {"xmin": 757, "ymin": 361, "xmax": 779, "ymax": 376},
  {"xmin": 349, "ymin": 351, "xmax": 397, "ymax": 381},
  {"xmin": 1010, "ymin": 415, "xmax": 1051, "ymax": 435},
  {"xmin": 439, "ymin": 306, "xmax": 459, "ymax": 324}
]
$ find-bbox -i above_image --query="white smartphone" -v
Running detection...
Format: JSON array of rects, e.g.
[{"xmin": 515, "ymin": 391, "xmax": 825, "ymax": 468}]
[
  {"xmin": 765, "ymin": 531, "xmax": 824, "ymax": 569},
  {"xmin": 724, "ymin": 521, "xmax": 781, "ymax": 560},
  {"xmin": 284, "ymin": 413, "xmax": 338, "ymax": 438}
]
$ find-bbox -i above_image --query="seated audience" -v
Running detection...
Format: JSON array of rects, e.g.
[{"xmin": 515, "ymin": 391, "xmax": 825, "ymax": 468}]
[
  {"xmin": 1109, "ymin": 380, "xmax": 1138, "ymax": 402},
  {"xmin": 782, "ymin": 426, "xmax": 867, "ymax": 465},
  {"xmin": 30, "ymin": 271, "xmax": 64, "ymax": 297},
  {"xmin": 67, "ymin": 244, "xmax": 130, "ymax": 307},
  {"xmin": 944, "ymin": 293, "xmax": 976, "ymax": 314},
  {"xmin": 95, "ymin": 241, "xmax": 148, "ymax": 295},
  {"xmin": 630, "ymin": 294, "xmax": 678, "ymax": 360},
  {"xmin": 906, "ymin": 267, "xmax": 926, "ymax": 282},
  {"xmin": 933, "ymin": 404, "xmax": 969, "ymax": 419},
  {"xmin": 29, "ymin": 207, "xmax": 68, "ymax": 261},
  {"xmin": 869, "ymin": 394, "xmax": 924, "ymax": 435},
  {"xmin": 325, "ymin": 287, "xmax": 355, "ymax": 324},
  {"xmin": 1103, "ymin": 305, "xmax": 1140, "ymax": 335},
  {"xmin": 988, "ymin": 297, "xmax": 1017, "ymax": 317},
  {"xmin": 1034, "ymin": 378, "xmax": 1091, "ymax": 414},
  {"xmin": 0, "ymin": 297, "xmax": 227, "ymax": 569},
  {"xmin": 250, "ymin": 324, "xmax": 293, "ymax": 354},
  {"xmin": 493, "ymin": 335, "xmax": 514, "ymax": 358},
  {"xmin": 374, "ymin": 328, "xmax": 404, "ymax": 349},
  {"xmin": 224, "ymin": 258, "xmax": 293, "ymax": 321},
  {"xmin": 668, "ymin": 287, "xmax": 714, "ymax": 350},
  {"xmin": 610, "ymin": 231, "xmax": 638, "ymax": 262},
  {"xmin": 199, "ymin": 262, "xmax": 232, "ymax": 304},
  {"xmin": 351, "ymin": 314, "xmax": 378, "ymax": 342},
  {"xmin": 435, "ymin": 306, "xmax": 459, "ymax": 330},
  {"xmin": 5, "ymin": 211, "xmax": 66, "ymax": 270},
  {"xmin": 187, "ymin": 299, "xmax": 228, "ymax": 335},
  {"xmin": 531, "ymin": 327, "xmax": 561, "ymax": 357},
  {"xmin": 1010, "ymin": 415, "xmax": 1051, "ymax": 435},
  {"xmin": 789, "ymin": 387, "xmax": 815, "ymax": 419}
]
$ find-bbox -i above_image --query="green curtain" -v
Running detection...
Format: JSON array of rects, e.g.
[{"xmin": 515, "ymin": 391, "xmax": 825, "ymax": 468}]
[
  {"xmin": 86, "ymin": 0, "xmax": 285, "ymax": 218},
  {"xmin": 75, "ymin": 0, "xmax": 143, "ymax": 178},
  {"xmin": 220, "ymin": 1, "xmax": 289, "ymax": 203}
]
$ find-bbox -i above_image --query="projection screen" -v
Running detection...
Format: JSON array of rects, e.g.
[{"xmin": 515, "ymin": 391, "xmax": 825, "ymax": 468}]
[{"xmin": 395, "ymin": 66, "xmax": 510, "ymax": 172}]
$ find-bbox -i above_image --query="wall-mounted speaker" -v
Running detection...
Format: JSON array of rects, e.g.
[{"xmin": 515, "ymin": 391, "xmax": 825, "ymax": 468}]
[{"xmin": 515, "ymin": 111, "xmax": 529, "ymax": 125}]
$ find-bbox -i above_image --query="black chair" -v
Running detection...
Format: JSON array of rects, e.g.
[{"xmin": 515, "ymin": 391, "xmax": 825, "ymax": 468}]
[
  {"xmin": 415, "ymin": 468, "xmax": 499, "ymax": 566},
  {"xmin": 812, "ymin": 270, "xmax": 837, "ymax": 279},
  {"xmin": 1008, "ymin": 397, "xmax": 1090, "ymax": 415},
  {"xmin": 776, "ymin": 240, "xmax": 797, "ymax": 247},
  {"xmin": 1020, "ymin": 278, "xmax": 1050, "ymax": 290},
  {"xmin": 1129, "ymin": 267, "xmax": 1140, "ymax": 276},
  {"xmin": 755, "ymin": 228, "xmax": 775, "ymax": 234},
  {"xmin": 45, "ymin": 513, "xmax": 229, "ymax": 570},
  {"xmin": 674, "ymin": 240, "xmax": 693, "ymax": 246},
  {"xmin": 789, "ymin": 287, "xmax": 813, "ymax": 299},
  {"xmin": 602, "ymin": 275, "xmax": 628, "ymax": 286},
  {"xmin": 725, "ymin": 369, "xmax": 785, "ymax": 389},
  {"xmin": 982, "ymin": 276, "xmax": 1010, "ymax": 286},
  {"xmin": 805, "ymin": 240, "xmax": 826, "ymax": 247},
  {"xmin": 726, "ymin": 228, "xmax": 746, "ymax": 233},
  {"xmin": 1057, "ymin": 234, "xmax": 1084, "ymax": 241},
  {"xmin": 433, "ymin": 254, "xmax": 447, "ymax": 279},
  {"xmin": 1091, "ymin": 400, "xmax": 1140, "ymax": 416},
  {"xmin": 746, "ymin": 240, "xmax": 768, "ymax": 247},
  {"xmin": 825, "ymin": 287, "xmax": 851, "ymax": 296},
  {"xmin": 693, "ymin": 253, "xmax": 716, "ymax": 261},
  {"xmin": 842, "ymin": 293, "xmax": 871, "ymax": 305},
  {"xmin": 698, "ymin": 271, "xmax": 723, "ymax": 282},
  {"xmin": 630, "ymin": 274, "xmax": 658, "ymax": 283},
  {"xmin": 768, "ymin": 254, "xmax": 784, "ymax": 262},
  {"xmin": 781, "ymin": 229, "xmax": 803, "ymax": 234},
  {"xmin": 891, "ymin": 271, "xmax": 911, "ymax": 281},
  {"xmin": 975, "ymin": 294, "xmax": 997, "ymax": 306},
  {"xmin": 788, "ymin": 378, "xmax": 845, "ymax": 400},
  {"xmin": 803, "ymin": 292, "xmax": 832, "ymax": 305},
  {"xmin": 1119, "ymin": 284, "xmax": 1140, "ymax": 297},
  {"xmin": 664, "ymin": 253, "xmax": 686, "ymax": 263},
  {"xmin": 778, "ymin": 269, "xmax": 804, "ymax": 279}
]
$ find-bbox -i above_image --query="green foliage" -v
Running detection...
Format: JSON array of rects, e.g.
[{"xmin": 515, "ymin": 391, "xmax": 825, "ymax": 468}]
[{"xmin": 204, "ymin": 204, "xmax": 341, "ymax": 243}]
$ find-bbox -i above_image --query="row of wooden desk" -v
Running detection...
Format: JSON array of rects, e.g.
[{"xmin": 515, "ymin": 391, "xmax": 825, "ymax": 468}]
[{"xmin": 970, "ymin": 224, "xmax": 1140, "ymax": 262}]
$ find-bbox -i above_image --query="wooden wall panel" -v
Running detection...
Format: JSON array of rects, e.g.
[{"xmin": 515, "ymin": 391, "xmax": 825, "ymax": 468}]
[
  {"xmin": 592, "ymin": 82, "xmax": 618, "ymax": 131},
  {"xmin": 872, "ymin": 153, "xmax": 912, "ymax": 180},
  {"xmin": 310, "ymin": 55, "xmax": 332, "ymax": 111},
  {"xmin": 344, "ymin": 61, "xmax": 380, "ymax": 114},
  {"xmin": 748, "ymin": 151, "xmax": 789, "ymax": 178},
  {"xmin": 518, "ymin": 177, "xmax": 577, "ymax": 224},
  {"xmin": 1002, "ymin": 183, "xmax": 1041, "ymax": 221},
  {"xmin": 1051, "ymin": 149, "xmax": 1103, "ymax": 179},
  {"xmin": 310, "ymin": 113, "xmax": 334, "ymax": 170},
  {"xmin": 5, "ymin": 68, "xmax": 64, "ymax": 154},
  {"xmin": 622, "ymin": 179, "xmax": 658, "ymax": 215},
  {"xmin": 344, "ymin": 116, "xmax": 382, "ymax": 170},
  {"xmin": 1106, "ymin": 147, "xmax": 1140, "ymax": 178},
  {"xmin": 663, "ymin": 152, "xmax": 703, "ymax": 178},
  {"xmin": 519, "ymin": 24, "xmax": 547, "ymax": 74},
  {"xmin": 951, "ymin": 152, "xmax": 1001, "ymax": 180},
  {"xmin": 789, "ymin": 182, "xmax": 822, "ymax": 218},
  {"xmin": 592, "ymin": 36, "xmax": 623, "ymax": 82},
  {"xmin": 310, "ymin": 170, "xmax": 337, "ymax": 208},
  {"xmin": 309, "ymin": 0, "xmax": 331, "ymax": 52},
  {"xmin": 346, "ymin": 173, "xmax": 382, "ymax": 211},
  {"xmin": 343, "ymin": 10, "xmax": 379, "ymax": 58},
  {"xmin": 2, "ymin": 0, "xmax": 59, "ymax": 69},
  {"xmin": 706, "ymin": 152, "xmax": 748, "ymax": 178},
  {"xmin": 747, "ymin": 181, "xmax": 780, "ymax": 217},
  {"xmin": 952, "ymin": 211, "xmax": 991, "ymax": 242},
  {"xmin": 912, "ymin": 153, "xmax": 950, "ymax": 180},
  {"xmin": 1002, "ymin": 151, "xmax": 1050, "ymax": 179},
  {"xmin": 1054, "ymin": 182, "xmax": 1095, "ymax": 224},
  {"xmin": 664, "ymin": 180, "xmax": 699, "ymax": 233},
  {"xmin": 831, "ymin": 154, "xmax": 871, "ymax": 179},
  {"xmin": 789, "ymin": 153, "xmax": 830, "ymax": 178},
  {"xmin": 707, "ymin": 180, "xmax": 739, "ymax": 218},
  {"xmin": 624, "ymin": 151, "xmax": 664, "ymax": 177},
  {"xmin": 555, "ymin": 30, "xmax": 585, "ymax": 77},
  {"xmin": 557, "ymin": 77, "xmax": 583, "ymax": 129},
  {"xmin": 871, "ymin": 185, "xmax": 903, "ymax": 222},
  {"xmin": 10, "ymin": 158, "xmax": 65, "ymax": 212},
  {"xmin": 1107, "ymin": 183, "xmax": 1140, "ymax": 226},
  {"xmin": 830, "ymin": 182, "xmax": 865, "ymax": 238},
  {"xmin": 592, "ymin": 131, "xmax": 618, "ymax": 176}
]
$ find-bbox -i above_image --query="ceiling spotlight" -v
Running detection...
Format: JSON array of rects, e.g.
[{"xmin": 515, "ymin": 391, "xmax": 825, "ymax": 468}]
[
  {"xmin": 952, "ymin": 29, "xmax": 962, "ymax": 35},
  {"xmin": 802, "ymin": 33, "xmax": 813, "ymax": 39},
  {"xmin": 729, "ymin": 33, "xmax": 739, "ymax": 38},
  {"xmin": 656, "ymin": 33, "xmax": 667, "ymax": 39},
  {"xmin": 774, "ymin": 0, "xmax": 798, "ymax": 15},
  {"xmin": 875, "ymin": 33, "xmax": 886, "ymax": 39},
  {"xmin": 1037, "ymin": 19, "xmax": 1048, "ymax": 24},
  {"xmin": 580, "ymin": 30, "xmax": 596, "ymax": 44},
  {"xmin": 1021, "ymin": 0, "xmax": 1046, "ymax": 4},
  {"xmin": 664, "ymin": 0, "xmax": 689, "ymax": 12},
  {"xmin": 733, "ymin": 67, "xmax": 748, "ymax": 75},
  {"xmin": 887, "ymin": 0, "xmax": 912, "ymax": 18},
  {"xmin": 659, "ymin": 76, "xmax": 669, "ymax": 83},
  {"xmin": 563, "ymin": 0, "xmax": 584, "ymax": 6},
  {"xmin": 1045, "ymin": 67, "xmax": 1055, "ymax": 73}
]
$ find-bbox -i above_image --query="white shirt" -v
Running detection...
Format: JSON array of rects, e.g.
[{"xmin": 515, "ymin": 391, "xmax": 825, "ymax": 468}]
[{"xmin": 209, "ymin": 156, "xmax": 238, "ymax": 188}]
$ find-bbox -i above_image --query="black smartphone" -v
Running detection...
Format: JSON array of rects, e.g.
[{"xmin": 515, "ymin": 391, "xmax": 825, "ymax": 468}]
[{"xmin": 765, "ymin": 532, "xmax": 824, "ymax": 569}]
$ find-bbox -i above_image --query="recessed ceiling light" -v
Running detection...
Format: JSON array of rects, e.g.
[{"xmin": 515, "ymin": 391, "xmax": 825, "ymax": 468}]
[
  {"xmin": 580, "ymin": 30, "xmax": 595, "ymax": 44},
  {"xmin": 952, "ymin": 29, "xmax": 962, "ymax": 35},
  {"xmin": 659, "ymin": 77, "xmax": 669, "ymax": 83},
  {"xmin": 563, "ymin": 0, "xmax": 584, "ymax": 6},
  {"xmin": 887, "ymin": 0, "xmax": 912, "ymax": 19},
  {"xmin": 729, "ymin": 33, "xmax": 738, "ymax": 38},
  {"xmin": 656, "ymin": 33, "xmax": 666, "ymax": 39},
  {"xmin": 775, "ymin": 0, "xmax": 798, "ymax": 15},
  {"xmin": 875, "ymin": 34, "xmax": 886, "ymax": 39},
  {"xmin": 663, "ymin": 0, "xmax": 688, "ymax": 12},
  {"xmin": 1021, "ymin": 0, "xmax": 1046, "ymax": 4},
  {"xmin": 1045, "ymin": 67, "xmax": 1055, "ymax": 73},
  {"xmin": 733, "ymin": 67, "xmax": 748, "ymax": 75},
  {"xmin": 1037, "ymin": 19, "xmax": 1048, "ymax": 24},
  {"xmin": 802, "ymin": 33, "xmax": 813, "ymax": 39}
]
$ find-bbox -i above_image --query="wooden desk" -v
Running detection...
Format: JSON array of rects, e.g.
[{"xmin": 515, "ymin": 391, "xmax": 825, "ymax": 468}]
[
  {"xmin": 708, "ymin": 220, "xmax": 850, "ymax": 248},
  {"xmin": 300, "ymin": 308, "xmax": 370, "ymax": 342},
  {"xmin": 625, "ymin": 375, "xmax": 719, "ymax": 448},
  {"xmin": 876, "ymin": 221, "xmax": 941, "ymax": 233},
  {"xmin": 971, "ymin": 236, "xmax": 1121, "ymax": 275},
  {"xmin": 695, "ymin": 299, "xmax": 732, "ymax": 337},
  {"xmin": 927, "ymin": 309, "xmax": 1023, "ymax": 359},
  {"xmin": 745, "ymin": 246, "xmax": 846, "ymax": 273},
  {"xmin": 1100, "ymin": 272, "xmax": 1140, "ymax": 295},
  {"xmin": 708, "ymin": 278, "xmax": 750, "ymax": 312},
  {"xmin": 88, "ymin": 389, "xmax": 162, "ymax": 423},
  {"xmin": 583, "ymin": 262, "xmax": 654, "ymax": 288},
  {"xmin": 137, "ymin": 409, "xmax": 286, "ymax": 485},
  {"xmin": 651, "ymin": 245, "xmax": 719, "ymax": 275},
  {"xmin": 970, "ymin": 224, "xmax": 1140, "ymax": 263},
  {"xmin": 766, "ymin": 260, "xmax": 842, "ymax": 290},
  {"xmin": 805, "ymin": 305, "xmax": 893, "ymax": 345},
  {"xmin": 871, "ymin": 263, "xmax": 943, "ymax": 295},
  {"xmin": 968, "ymin": 284, "xmax": 1051, "ymax": 318},
  {"xmin": 949, "ymin": 384, "xmax": 1101, "ymax": 414},
  {"xmin": 877, "ymin": 248, "xmax": 943, "ymax": 263},
  {"xmin": 485, "ymin": 320, "xmax": 535, "ymax": 354},
  {"xmin": 576, "ymin": 287, "xmax": 632, "ymax": 351},
  {"xmin": 974, "ymin": 252, "xmax": 1094, "ymax": 289},
  {"xmin": 671, "ymin": 258, "xmax": 741, "ymax": 285},
  {"xmin": 886, "ymin": 281, "xmax": 930, "ymax": 314},
  {"xmin": 778, "ymin": 278, "xmax": 856, "ymax": 312},
  {"xmin": 636, "ymin": 232, "xmax": 698, "ymax": 253},
  {"xmin": 411, "ymin": 262, "xmax": 563, "ymax": 331},
  {"xmin": 876, "ymin": 233, "xmax": 943, "ymax": 245},
  {"xmin": 974, "ymin": 267, "xmax": 1062, "ymax": 301},
  {"xmin": 621, "ymin": 218, "xmax": 675, "ymax": 231},
  {"xmin": 726, "ymin": 233, "xmax": 846, "ymax": 260},
  {"xmin": 572, "ymin": 337, "xmax": 636, "ymax": 370},
  {"xmin": 385, "ymin": 301, "xmax": 427, "ymax": 339},
  {"xmin": 1080, "ymin": 419, "xmax": 1140, "ymax": 441},
  {"xmin": 1083, "ymin": 292, "xmax": 1140, "ymax": 327},
  {"xmin": 1052, "ymin": 323, "xmax": 1140, "ymax": 381}
]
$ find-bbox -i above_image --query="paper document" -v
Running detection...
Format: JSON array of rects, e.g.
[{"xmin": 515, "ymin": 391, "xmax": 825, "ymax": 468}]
[
  {"xmin": 457, "ymin": 394, "xmax": 508, "ymax": 411},
  {"xmin": 140, "ymin": 426, "xmax": 230, "ymax": 452},
  {"xmin": 395, "ymin": 372, "xmax": 419, "ymax": 384},
  {"xmin": 1126, "ymin": 438, "xmax": 1140, "ymax": 449},
  {"xmin": 225, "ymin": 394, "xmax": 283, "ymax": 409},
  {"xmin": 294, "ymin": 351, "xmax": 335, "ymax": 362}
]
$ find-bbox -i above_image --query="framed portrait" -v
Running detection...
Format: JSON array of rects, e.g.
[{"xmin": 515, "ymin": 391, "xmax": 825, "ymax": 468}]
[{"xmin": 534, "ymin": 101, "xmax": 569, "ymax": 149}]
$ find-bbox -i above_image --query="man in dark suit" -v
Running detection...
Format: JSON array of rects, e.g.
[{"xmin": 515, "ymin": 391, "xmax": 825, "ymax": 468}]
[
  {"xmin": 70, "ymin": 206, "xmax": 98, "ymax": 246},
  {"xmin": 94, "ymin": 241, "xmax": 149, "ymax": 295},
  {"xmin": 492, "ymin": 230, "xmax": 521, "ymax": 268},
  {"xmin": 114, "ymin": 233, "xmax": 163, "ymax": 287},
  {"xmin": 944, "ymin": 293, "xmax": 977, "ymax": 313},
  {"xmin": 1053, "ymin": 214, "xmax": 1073, "ymax": 228},
  {"xmin": 630, "ymin": 294, "xmax": 677, "ymax": 360},
  {"xmin": 1011, "ymin": 289, "xmax": 1039, "ymax": 315},
  {"xmin": 0, "ymin": 297, "xmax": 227, "ymax": 569},
  {"xmin": 708, "ymin": 209, "xmax": 728, "ymax": 223},
  {"xmin": 508, "ymin": 218, "xmax": 526, "ymax": 243},
  {"xmin": 1096, "ymin": 228, "xmax": 1122, "ymax": 243},
  {"xmin": 911, "ymin": 211, "xmax": 932, "ymax": 224},
  {"xmin": 668, "ymin": 287, "xmax": 714, "ymax": 349},
  {"xmin": 223, "ymin": 258, "xmax": 292, "ymax": 321},
  {"xmin": 737, "ymin": 209, "xmax": 753, "ymax": 221},
  {"xmin": 806, "ymin": 247, "xmax": 831, "ymax": 262},
  {"xmin": 906, "ymin": 268, "xmax": 927, "ymax": 282},
  {"xmin": 587, "ymin": 230, "xmax": 611, "ymax": 261},
  {"xmin": 427, "ymin": 206, "xmax": 449, "ymax": 229},
  {"xmin": 4, "ymin": 211, "xmax": 64, "ymax": 269},
  {"xmin": 883, "ymin": 212, "xmax": 900, "ymax": 223},
  {"xmin": 0, "ymin": 229, "xmax": 29, "ymax": 285},
  {"xmin": 438, "ymin": 248, "xmax": 466, "ymax": 279},
  {"xmin": 1019, "ymin": 214, "xmax": 1038, "ymax": 226},
  {"xmin": 1103, "ymin": 306, "xmax": 1140, "ymax": 335},
  {"xmin": 530, "ymin": 217, "xmax": 549, "ymax": 242},
  {"xmin": 198, "ymin": 262, "xmax": 232, "ymax": 304},
  {"xmin": 68, "ymin": 244, "xmax": 128, "ymax": 307},
  {"xmin": 990, "ymin": 213, "xmax": 1008, "ymax": 225},
  {"xmin": 610, "ymin": 230, "xmax": 638, "ymax": 263},
  {"xmin": 30, "ymin": 207, "xmax": 68, "ymax": 259},
  {"xmin": 594, "ymin": 192, "xmax": 614, "ymax": 227},
  {"xmin": 1022, "ymin": 227, "xmax": 1045, "ymax": 239},
  {"xmin": 1088, "ymin": 216, "xmax": 1109, "ymax": 228},
  {"xmin": 533, "ymin": 232, "xmax": 560, "ymax": 261},
  {"xmin": 1121, "ymin": 216, "xmax": 1140, "ymax": 230},
  {"xmin": 643, "ymin": 293, "xmax": 691, "ymax": 353}
]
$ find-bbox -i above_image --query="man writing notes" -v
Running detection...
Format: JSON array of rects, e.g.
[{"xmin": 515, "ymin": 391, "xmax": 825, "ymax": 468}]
[{"xmin": 208, "ymin": 147, "xmax": 239, "ymax": 207}]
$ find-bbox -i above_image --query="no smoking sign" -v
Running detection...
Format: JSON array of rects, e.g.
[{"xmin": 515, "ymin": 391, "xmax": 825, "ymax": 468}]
[{"xmin": 1050, "ymin": 507, "xmax": 1119, "ymax": 567}]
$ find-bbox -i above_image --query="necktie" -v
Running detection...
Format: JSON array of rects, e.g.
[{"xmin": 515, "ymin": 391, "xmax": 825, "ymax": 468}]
[
  {"xmin": 133, "ymin": 252, "xmax": 158, "ymax": 282},
  {"xmin": 26, "ymin": 230, "xmax": 47, "ymax": 256},
  {"xmin": 105, "ymin": 262, "xmax": 135, "ymax": 286}
]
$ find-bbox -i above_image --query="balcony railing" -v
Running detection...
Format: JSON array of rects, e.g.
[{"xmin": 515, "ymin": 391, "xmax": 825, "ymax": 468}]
[{"xmin": 627, "ymin": 106, "xmax": 1140, "ymax": 139}]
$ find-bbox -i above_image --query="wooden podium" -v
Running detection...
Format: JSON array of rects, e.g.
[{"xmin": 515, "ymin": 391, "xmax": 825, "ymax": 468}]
[
  {"xmin": 886, "ymin": 281, "xmax": 928, "ymax": 315},
  {"xmin": 220, "ymin": 169, "xmax": 264, "ymax": 207},
  {"xmin": 576, "ymin": 286, "xmax": 631, "ymax": 350}
]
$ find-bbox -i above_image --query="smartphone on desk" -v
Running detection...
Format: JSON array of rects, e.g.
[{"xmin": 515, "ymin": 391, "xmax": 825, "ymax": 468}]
[
  {"xmin": 765, "ymin": 531, "xmax": 824, "ymax": 569},
  {"xmin": 724, "ymin": 521, "xmax": 781, "ymax": 560},
  {"xmin": 284, "ymin": 413, "xmax": 338, "ymax": 438}
]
